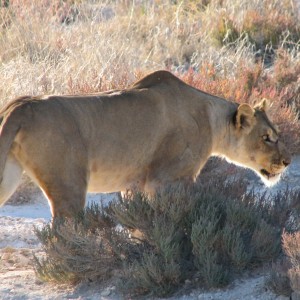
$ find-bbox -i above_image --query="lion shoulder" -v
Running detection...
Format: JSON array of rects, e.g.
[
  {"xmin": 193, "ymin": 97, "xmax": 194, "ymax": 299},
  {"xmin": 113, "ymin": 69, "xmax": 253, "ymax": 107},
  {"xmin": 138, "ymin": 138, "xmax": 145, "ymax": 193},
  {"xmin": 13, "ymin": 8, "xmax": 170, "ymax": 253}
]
[{"xmin": 132, "ymin": 70, "xmax": 184, "ymax": 89}]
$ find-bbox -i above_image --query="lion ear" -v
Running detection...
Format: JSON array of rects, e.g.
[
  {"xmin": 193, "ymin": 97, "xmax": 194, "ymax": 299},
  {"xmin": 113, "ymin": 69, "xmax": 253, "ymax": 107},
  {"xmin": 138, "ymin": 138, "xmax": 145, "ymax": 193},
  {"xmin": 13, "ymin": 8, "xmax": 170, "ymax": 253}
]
[
  {"xmin": 235, "ymin": 103, "xmax": 255, "ymax": 132},
  {"xmin": 254, "ymin": 98, "xmax": 269, "ymax": 112}
]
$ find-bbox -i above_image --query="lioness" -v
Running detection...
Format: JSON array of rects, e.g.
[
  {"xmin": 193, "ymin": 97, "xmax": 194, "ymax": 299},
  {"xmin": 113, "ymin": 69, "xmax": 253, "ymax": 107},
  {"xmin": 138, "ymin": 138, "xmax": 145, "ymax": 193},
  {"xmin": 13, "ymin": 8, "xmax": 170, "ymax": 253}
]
[{"xmin": 0, "ymin": 70, "xmax": 291, "ymax": 218}]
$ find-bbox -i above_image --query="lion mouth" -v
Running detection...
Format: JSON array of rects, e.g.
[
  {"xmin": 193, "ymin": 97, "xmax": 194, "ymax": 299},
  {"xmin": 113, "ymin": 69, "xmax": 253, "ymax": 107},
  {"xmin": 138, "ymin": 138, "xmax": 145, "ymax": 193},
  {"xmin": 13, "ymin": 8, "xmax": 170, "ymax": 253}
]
[{"xmin": 260, "ymin": 169, "xmax": 280, "ymax": 180}]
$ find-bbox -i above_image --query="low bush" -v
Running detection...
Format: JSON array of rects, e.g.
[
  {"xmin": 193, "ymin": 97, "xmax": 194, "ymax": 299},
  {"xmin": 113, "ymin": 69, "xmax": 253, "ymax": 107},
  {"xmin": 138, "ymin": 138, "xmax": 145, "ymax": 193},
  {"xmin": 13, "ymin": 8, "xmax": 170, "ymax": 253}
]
[
  {"xmin": 34, "ymin": 204, "xmax": 133, "ymax": 284},
  {"xmin": 278, "ymin": 231, "xmax": 300, "ymax": 297},
  {"xmin": 34, "ymin": 177, "xmax": 299, "ymax": 297}
]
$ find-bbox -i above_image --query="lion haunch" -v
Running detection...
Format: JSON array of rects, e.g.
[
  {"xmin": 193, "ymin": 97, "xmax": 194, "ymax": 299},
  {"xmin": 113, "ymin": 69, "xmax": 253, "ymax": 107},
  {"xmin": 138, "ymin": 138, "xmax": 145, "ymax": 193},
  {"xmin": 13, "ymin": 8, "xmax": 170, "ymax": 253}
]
[{"xmin": 0, "ymin": 71, "xmax": 291, "ymax": 218}]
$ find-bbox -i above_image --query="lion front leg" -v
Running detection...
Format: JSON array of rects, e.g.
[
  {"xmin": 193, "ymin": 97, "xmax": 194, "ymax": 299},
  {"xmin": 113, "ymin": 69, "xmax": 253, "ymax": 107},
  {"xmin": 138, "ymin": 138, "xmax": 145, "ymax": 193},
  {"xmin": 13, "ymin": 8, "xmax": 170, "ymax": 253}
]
[{"xmin": 39, "ymin": 184, "xmax": 86, "ymax": 219}]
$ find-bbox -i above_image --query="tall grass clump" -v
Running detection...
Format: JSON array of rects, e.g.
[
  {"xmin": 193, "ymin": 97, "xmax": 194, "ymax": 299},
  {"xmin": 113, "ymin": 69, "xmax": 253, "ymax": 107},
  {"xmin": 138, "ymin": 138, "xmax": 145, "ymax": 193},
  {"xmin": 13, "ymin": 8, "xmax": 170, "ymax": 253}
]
[{"xmin": 34, "ymin": 177, "xmax": 300, "ymax": 297}]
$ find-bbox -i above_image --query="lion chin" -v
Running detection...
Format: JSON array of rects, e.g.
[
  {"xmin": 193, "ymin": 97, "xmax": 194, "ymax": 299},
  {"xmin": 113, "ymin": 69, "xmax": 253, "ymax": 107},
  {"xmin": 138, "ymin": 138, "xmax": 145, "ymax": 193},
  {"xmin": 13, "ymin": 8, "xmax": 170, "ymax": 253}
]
[{"xmin": 258, "ymin": 169, "xmax": 283, "ymax": 187}]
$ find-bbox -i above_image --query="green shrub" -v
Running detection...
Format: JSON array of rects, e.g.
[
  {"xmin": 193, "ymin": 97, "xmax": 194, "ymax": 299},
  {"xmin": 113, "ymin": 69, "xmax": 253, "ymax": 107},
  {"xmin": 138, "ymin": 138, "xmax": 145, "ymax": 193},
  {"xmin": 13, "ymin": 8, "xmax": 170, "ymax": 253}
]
[
  {"xmin": 34, "ymin": 204, "xmax": 133, "ymax": 284},
  {"xmin": 34, "ymin": 178, "xmax": 300, "ymax": 297}
]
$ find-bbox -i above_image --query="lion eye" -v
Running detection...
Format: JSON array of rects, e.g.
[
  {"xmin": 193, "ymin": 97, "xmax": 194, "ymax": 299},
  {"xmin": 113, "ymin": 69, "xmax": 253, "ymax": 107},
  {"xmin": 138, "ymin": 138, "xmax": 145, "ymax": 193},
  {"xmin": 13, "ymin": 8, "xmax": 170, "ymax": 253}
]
[
  {"xmin": 262, "ymin": 134, "xmax": 270, "ymax": 142},
  {"xmin": 263, "ymin": 134, "xmax": 278, "ymax": 144}
]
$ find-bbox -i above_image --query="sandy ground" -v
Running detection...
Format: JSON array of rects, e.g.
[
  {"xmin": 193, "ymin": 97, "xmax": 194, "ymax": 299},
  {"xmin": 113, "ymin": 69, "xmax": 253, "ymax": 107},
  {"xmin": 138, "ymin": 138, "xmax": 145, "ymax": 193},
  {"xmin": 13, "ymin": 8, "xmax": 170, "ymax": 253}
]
[{"xmin": 1, "ymin": 157, "xmax": 300, "ymax": 300}]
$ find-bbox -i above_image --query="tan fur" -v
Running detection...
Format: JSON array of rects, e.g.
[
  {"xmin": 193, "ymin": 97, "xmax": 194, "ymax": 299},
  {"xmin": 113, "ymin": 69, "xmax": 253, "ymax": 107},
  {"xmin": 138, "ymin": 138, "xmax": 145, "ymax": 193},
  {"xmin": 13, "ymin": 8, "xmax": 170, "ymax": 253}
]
[{"xmin": 0, "ymin": 71, "xmax": 291, "ymax": 218}]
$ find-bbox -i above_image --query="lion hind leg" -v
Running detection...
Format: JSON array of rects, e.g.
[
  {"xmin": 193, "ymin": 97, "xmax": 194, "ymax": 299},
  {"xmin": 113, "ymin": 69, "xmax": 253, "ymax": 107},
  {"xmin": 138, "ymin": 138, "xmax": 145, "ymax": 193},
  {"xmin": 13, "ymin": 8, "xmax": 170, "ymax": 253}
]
[{"xmin": 0, "ymin": 154, "xmax": 23, "ymax": 206}]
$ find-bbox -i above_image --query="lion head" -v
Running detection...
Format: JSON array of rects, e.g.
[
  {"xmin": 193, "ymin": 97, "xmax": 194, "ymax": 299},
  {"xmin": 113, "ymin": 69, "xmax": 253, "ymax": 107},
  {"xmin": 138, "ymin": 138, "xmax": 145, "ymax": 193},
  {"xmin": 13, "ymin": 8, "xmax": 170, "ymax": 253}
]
[{"xmin": 226, "ymin": 99, "xmax": 291, "ymax": 185}]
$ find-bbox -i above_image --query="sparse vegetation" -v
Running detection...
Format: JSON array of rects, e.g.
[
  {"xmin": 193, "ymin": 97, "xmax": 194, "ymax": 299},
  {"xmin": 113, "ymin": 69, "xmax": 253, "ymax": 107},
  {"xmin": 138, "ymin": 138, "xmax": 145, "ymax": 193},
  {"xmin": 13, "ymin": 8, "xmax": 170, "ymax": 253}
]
[
  {"xmin": 1, "ymin": 0, "xmax": 299, "ymax": 298},
  {"xmin": 34, "ymin": 179, "xmax": 300, "ymax": 297}
]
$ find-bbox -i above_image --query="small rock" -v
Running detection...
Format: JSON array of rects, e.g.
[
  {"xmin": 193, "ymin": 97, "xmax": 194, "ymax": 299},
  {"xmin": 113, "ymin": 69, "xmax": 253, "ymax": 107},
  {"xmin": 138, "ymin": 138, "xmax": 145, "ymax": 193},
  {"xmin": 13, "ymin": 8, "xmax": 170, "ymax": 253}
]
[{"xmin": 101, "ymin": 289, "xmax": 111, "ymax": 297}]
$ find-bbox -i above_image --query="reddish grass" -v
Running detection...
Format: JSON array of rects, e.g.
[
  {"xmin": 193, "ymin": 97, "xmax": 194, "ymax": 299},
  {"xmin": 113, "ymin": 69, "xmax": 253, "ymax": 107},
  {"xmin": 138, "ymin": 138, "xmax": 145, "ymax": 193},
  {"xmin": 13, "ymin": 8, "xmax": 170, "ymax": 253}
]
[{"xmin": 67, "ymin": 68, "xmax": 144, "ymax": 94}]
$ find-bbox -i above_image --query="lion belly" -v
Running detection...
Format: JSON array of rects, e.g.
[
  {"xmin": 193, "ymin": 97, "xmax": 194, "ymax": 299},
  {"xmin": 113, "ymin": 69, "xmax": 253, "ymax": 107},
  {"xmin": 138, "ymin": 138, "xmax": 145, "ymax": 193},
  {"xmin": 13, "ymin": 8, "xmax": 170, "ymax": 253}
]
[
  {"xmin": 86, "ymin": 142, "xmax": 201, "ymax": 194},
  {"xmin": 87, "ymin": 160, "xmax": 146, "ymax": 193},
  {"xmin": 87, "ymin": 171, "xmax": 142, "ymax": 193}
]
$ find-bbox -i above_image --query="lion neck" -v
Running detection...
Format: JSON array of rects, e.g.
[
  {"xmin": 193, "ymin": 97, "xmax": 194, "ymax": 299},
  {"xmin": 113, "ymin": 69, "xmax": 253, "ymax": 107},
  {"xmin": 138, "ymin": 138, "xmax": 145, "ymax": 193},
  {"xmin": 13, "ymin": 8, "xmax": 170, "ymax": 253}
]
[{"xmin": 209, "ymin": 100, "xmax": 239, "ymax": 160}]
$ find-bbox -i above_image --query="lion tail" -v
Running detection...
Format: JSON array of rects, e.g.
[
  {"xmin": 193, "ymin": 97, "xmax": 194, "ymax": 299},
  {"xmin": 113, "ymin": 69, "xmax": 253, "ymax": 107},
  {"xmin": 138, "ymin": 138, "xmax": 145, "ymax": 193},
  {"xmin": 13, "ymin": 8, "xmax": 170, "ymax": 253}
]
[{"xmin": 0, "ymin": 98, "xmax": 29, "ymax": 205}]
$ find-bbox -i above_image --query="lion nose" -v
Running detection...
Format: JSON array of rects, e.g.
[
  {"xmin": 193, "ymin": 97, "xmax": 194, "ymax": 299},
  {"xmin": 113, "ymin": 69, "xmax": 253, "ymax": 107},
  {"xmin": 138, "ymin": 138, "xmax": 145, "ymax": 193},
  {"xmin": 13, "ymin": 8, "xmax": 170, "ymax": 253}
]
[{"xmin": 282, "ymin": 157, "xmax": 291, "ymax": 167}]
